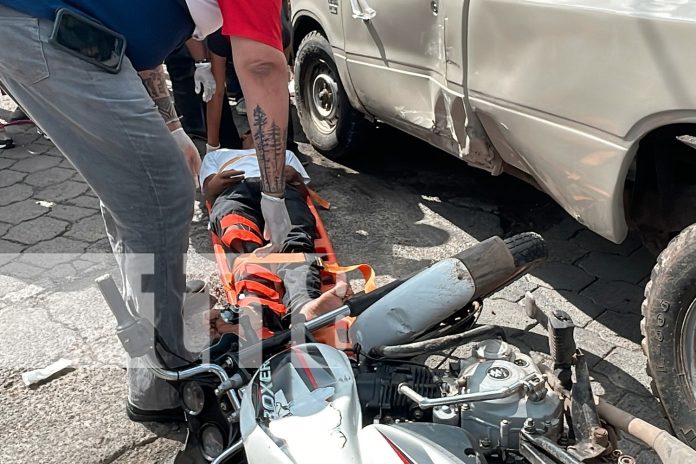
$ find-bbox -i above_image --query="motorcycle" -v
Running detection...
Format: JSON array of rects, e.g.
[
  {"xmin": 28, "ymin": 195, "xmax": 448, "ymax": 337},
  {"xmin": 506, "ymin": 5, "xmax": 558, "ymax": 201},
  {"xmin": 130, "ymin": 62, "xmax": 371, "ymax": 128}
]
[{"xmin": 97, "ymin": 233, "xmax": 696, "ymax": 463}]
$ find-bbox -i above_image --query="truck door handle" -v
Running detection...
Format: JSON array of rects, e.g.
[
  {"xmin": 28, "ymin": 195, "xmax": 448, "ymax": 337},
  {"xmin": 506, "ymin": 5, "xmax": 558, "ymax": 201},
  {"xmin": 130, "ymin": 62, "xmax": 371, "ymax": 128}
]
[{"xmin": 350, "ymin": 0, "xmax": 376, "ymax": 21}]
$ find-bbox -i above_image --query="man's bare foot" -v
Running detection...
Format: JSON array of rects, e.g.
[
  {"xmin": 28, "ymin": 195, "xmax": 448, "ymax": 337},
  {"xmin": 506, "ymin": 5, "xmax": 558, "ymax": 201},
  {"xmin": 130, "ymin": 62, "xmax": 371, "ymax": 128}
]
[
  {"xmin": 204, "ymin": 308, "xmax": 243, "ymax": 340},
  {"xmin": 300, "ymin": 281, "xmax": 354, "ymax": 321}
]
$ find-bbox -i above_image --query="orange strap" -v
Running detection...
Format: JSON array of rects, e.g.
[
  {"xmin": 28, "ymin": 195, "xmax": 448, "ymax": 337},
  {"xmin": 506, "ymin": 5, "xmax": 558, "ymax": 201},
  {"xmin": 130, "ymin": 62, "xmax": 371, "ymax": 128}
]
[
  {"xmin": 234, "ymin": 253, "xmax": 310, "ymax": 265},
  {"xmin": 235, "ymin": 279, "xmax": 280, "ymax": 301},
  {"xmin": 238, "ymin": 296, "xmax": 287, "ymax": 316},
  {"xmin": 323, "ymin": 262, "xmax": 377, "ymax": 293},
  {"xmin": 221, "ymin": 228, "xmax": 263, "ymax": 247},
  {"xmin": 220, "ymin": 214, "xmax": 262, "ymax": 236},
  {"xmin": 217, "ymin": 154, "xmax": 254, "ymax": 173},
  {"xmin": 233, "ymin": 265, "xmax": 283, "ymax": 285},
  {"xmin": 307, "ymin": 187, "xmax": 331, "ymax": 210}
]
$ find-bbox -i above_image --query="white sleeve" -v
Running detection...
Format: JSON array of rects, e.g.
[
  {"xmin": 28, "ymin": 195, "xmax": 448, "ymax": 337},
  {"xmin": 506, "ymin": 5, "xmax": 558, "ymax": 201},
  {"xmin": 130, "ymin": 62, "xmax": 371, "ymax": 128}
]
[
  {"xmin": 199, "ymin": 151, "xmax": 220, "ymax": 193},
  {"xmin": 285, "ymin": 151, "xmax": 311, "ymax": 184}
]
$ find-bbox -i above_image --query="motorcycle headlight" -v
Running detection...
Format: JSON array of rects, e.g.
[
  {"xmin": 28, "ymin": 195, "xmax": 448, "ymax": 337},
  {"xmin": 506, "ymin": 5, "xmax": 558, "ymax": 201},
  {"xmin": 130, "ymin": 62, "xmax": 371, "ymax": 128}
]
[
  {"xmin": 182, "ymin": 381, "xmax": 205, "ymax": 416},
  {"xmin": 200, "ymin": 423, "xmax": 225, "ymax": 461}
]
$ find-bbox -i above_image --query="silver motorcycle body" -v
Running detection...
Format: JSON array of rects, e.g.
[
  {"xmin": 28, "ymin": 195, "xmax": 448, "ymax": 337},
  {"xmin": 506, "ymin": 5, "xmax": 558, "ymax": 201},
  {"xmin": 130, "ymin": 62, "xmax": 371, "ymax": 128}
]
[{"xmin": 241, "ymin": 343, "xmax": 483, "ymax": 464}]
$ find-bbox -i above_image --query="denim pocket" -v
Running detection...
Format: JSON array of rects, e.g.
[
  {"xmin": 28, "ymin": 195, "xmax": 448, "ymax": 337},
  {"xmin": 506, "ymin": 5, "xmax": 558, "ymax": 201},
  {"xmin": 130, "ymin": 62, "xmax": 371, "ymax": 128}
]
[{"xmin": 0, "ymin": 18, "xmax": 50, "ymax": 85}]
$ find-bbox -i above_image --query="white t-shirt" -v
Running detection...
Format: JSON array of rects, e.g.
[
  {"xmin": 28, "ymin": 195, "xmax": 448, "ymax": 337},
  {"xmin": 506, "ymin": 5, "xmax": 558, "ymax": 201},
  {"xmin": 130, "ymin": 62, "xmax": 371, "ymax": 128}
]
[
  {"xmin": 184, "ymin": 0, "xmax": 223, "ymax": 40},
  {"xmin": 199, "ymin": 149, "xmax": 311, "ymax": 194}
]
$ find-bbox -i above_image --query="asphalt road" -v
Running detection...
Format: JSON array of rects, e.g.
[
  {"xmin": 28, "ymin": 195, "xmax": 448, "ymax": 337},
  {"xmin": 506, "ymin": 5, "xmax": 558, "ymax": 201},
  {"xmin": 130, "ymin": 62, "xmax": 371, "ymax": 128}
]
[{"xmin": 0, "ymin": 98, "xmax": 663, "ymax": 463}]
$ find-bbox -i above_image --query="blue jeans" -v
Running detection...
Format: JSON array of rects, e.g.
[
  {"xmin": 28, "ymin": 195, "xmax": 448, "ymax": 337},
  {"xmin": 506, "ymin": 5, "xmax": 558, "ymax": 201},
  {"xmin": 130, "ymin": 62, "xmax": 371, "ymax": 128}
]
[{"xmin": 0, "ymin": 6, "xmax": 195, "ymax": 410}]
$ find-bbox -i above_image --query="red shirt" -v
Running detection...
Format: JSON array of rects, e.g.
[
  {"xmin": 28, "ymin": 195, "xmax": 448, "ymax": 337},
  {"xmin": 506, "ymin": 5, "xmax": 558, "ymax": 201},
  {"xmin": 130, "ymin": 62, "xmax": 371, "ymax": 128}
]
[{"xmin": 217, "ymin": 0, "xmax": 283, "ymax": 51}]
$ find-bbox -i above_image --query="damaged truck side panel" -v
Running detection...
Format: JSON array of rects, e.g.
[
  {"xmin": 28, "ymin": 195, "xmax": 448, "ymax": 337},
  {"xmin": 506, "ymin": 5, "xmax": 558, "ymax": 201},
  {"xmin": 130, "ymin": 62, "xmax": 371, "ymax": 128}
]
[{"xmin": 291, "ymin": 0, "xmax": 696, "ymax": 244}]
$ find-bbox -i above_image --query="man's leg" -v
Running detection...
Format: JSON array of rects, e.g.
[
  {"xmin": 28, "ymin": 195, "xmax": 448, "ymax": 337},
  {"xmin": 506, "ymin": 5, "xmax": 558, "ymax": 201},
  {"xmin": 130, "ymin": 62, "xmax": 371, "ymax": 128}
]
[
  {"xmin": 277, "ymin": 186, "xmax": 321, "ymax": 313},
  {"xmin": 0, "ymin": 7, "xmax": 195, "ymax": 412},
  {"xmin": 209, "ymin": 181, "xmax": 263, "ymax": 244},
  {"xmin": 218, "ymin": 93, "xmax": 243, "ymax": 149}
]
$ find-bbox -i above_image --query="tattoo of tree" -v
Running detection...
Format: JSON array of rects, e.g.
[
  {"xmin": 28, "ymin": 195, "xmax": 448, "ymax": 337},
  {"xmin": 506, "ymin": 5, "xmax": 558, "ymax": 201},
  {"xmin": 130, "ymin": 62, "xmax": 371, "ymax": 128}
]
[{"xmin": 252, "ymin": 105, "xmax": 286, "ymax": 195}]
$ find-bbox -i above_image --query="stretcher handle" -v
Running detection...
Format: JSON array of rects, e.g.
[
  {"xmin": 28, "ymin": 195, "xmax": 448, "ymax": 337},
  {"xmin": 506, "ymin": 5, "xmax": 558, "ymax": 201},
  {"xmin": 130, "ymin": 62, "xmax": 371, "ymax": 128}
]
[{"xmin": 345, "ymin": 278, "xmax": 405, "ymax": 317}]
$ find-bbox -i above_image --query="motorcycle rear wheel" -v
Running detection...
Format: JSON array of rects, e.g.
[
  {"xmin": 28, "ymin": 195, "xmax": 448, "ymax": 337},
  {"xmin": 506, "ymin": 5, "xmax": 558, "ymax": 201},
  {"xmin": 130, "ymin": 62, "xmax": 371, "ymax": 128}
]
[{"xmin": 641, "ymin": 223, "xmax": 696, "ymax": 448}]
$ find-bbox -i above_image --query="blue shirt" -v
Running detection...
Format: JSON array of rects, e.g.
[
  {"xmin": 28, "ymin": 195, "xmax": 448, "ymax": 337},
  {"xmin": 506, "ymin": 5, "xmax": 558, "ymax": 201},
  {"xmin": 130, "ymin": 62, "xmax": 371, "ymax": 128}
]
[{"xmin": 0, "ymin": 0, "xmax": 194, "ymax": 70}]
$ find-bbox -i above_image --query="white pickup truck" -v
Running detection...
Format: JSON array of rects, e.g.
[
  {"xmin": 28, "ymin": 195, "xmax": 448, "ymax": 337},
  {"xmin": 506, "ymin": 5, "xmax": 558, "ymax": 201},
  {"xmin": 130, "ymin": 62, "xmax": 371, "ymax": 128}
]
[{"xmin": 290, "ymin": 0, "xmax": 696, "ymax": 448}]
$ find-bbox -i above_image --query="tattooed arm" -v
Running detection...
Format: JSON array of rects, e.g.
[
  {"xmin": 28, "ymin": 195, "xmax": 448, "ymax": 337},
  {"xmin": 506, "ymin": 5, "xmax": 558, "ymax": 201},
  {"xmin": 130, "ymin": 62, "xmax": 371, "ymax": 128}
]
[
  {"xmin": 138, "ymin": 65, "xmax": 201, "ymax": 181},
  {"xmin": 138, "ymin": 65, "xmax": 182, "ymax": 131},
  {"xmin": 230, "ymin": 37, "xmax": 288, "ymax": 197}
]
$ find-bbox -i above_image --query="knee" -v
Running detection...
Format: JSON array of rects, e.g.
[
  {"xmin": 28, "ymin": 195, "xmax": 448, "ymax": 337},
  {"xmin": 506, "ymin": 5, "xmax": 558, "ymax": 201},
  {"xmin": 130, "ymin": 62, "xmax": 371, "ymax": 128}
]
[{"xmin": 281, "ymin": 227, "xmax": 315, "ymax": 253}]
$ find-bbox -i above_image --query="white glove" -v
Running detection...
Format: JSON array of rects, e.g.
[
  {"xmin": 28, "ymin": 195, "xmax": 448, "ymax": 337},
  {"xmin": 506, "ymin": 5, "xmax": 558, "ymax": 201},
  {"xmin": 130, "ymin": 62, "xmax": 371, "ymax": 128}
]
[
  {"xmin": 194, "ymin": 62, "xmax": 216, "ymax": 103},
  {"xmin": 171, "ymin": 127, "xmax": 202, "ymax": 188},
  {"xmin": 206, "ymin": 143, "xmax": 220, "ymax": 153},
  {"xmin": 258, "ymin": 193, "xmax": 292, "ymax": 254}
]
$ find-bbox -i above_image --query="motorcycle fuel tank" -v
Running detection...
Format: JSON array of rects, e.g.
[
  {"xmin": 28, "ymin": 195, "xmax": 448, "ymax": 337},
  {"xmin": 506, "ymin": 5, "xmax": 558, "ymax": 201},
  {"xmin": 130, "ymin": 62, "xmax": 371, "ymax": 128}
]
[
  {"xmin": 240, "ymin": 343, "xmax": 363, "ymax": 464},
  {"xmin": 349, "ymin": 258, "xmax": 476, "ymax": 353},
  {"xmin": 359, "ymin": 423, "xmax": 485, "ymax": 463}
]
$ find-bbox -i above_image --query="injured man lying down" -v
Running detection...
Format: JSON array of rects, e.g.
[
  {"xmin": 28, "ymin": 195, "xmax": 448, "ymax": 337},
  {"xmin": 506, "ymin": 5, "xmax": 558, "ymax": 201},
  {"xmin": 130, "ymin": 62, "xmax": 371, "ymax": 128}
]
[{"xmin": 200, "ymin": 148, "xmax": 352, "ymax": 339}]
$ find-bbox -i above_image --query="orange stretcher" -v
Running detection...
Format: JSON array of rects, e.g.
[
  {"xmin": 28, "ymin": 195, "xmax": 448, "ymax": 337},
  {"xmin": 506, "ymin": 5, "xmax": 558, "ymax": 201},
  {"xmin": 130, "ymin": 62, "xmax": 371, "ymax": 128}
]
[{"xmin": 208, "ymin": 192, "xmax": 375, "ymax": 350}]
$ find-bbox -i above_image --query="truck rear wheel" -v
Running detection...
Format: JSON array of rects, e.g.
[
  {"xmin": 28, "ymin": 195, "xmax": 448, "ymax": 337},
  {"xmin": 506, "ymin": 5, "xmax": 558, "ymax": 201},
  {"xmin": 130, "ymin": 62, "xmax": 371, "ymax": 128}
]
[
  {"xmin": 642, "ymin": 223, "xmax": 696, "ymax": 448},
  {"xmin": 294, "ymin": 31, "xmax": 367, "ymax": 160}
]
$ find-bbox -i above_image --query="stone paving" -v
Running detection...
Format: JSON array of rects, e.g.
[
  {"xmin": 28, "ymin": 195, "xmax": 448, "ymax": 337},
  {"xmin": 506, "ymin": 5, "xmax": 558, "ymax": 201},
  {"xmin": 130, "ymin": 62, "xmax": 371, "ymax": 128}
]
[{"xmin": 0, "ymin": 96, "xmax": 667, "ymax": 463}]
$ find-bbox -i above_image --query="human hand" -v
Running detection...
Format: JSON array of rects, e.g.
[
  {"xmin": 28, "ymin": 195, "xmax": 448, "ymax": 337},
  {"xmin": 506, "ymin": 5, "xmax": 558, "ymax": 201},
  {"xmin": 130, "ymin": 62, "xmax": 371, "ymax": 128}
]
[
  {"xmin": 194, "ymin": 62, "xmax": 216, "ymax": 103},
  {"xmin": 257, "ymin": 193, "xmax": 292, "ymax": 255},
  {"xmin": 204, "ymin": 169, "xmax": 245, "ymax": 200},
  {"xmin": 206, "ymin": 143, "xmax": 220, "ymax": 154},
  {"xmin": 171, "ymin": 128, "xmax": 201, "ymax": 188},
  {"xmin": 284, "ymin": 165, "xmax": 303, "ymax": 186}
]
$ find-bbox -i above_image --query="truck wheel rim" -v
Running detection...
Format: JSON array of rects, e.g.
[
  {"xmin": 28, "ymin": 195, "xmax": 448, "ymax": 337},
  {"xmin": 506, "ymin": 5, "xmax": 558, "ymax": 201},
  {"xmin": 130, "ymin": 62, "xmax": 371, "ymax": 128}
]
[
  {"xmin": 308, "ymin": 66, "xmax": 339, "ymax": 133},
  {"xmin": 680, "ymin": 297, "xmax": 696, "ymax": 397}
]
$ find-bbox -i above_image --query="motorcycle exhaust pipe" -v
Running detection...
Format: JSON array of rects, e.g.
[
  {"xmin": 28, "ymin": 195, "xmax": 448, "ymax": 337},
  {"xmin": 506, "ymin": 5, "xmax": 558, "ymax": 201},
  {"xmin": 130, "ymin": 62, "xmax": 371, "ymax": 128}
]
[{"xmin": 348, "ymin": 233, "xmax": 547, "ymax": 353}]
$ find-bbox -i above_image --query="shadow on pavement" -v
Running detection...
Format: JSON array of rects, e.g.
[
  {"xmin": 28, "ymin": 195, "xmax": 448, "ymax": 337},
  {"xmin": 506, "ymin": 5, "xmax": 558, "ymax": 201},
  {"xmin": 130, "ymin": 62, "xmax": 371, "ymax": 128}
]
[{"xmin": 306, "ymin": 126, "xmax": 656, "ymax": 346}]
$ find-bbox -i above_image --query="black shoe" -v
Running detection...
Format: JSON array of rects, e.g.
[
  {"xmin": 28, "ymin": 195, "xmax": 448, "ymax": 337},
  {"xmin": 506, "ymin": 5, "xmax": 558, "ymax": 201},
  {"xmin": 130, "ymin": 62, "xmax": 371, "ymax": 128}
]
[
  {"xmin": 0, "ymin": 138, "xmax": 13, "ymax": 149},
  {"xmin": 126, "ymin": 402, "xmax": 186, "ymax": 423}
]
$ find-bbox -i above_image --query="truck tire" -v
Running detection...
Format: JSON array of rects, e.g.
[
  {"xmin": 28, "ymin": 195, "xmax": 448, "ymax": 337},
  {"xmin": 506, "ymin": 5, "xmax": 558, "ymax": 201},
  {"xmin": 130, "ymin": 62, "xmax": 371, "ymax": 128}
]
[
  {"xmin": 504, "ymin": 232, "xmax": 548, "ymax": 268},
  {"xmin": 294, "ymin": 31, "xmax": 367, "ymax": 160},
  {"xmin": 641, "ymin": 223, "xmax": 696, "ymax": 448}
]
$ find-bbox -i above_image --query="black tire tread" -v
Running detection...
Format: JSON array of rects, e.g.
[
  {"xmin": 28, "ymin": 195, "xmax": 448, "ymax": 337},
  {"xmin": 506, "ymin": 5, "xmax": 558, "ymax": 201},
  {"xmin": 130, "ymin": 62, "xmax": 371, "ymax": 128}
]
[
  {"xmin": 504, "ymin": 232, "xmax": 548, "ymax": 268},
  {"xmin": 641, "ymin": 223, "xmax": 696, "ymax": 446},
  {"xmin": 294, "ymin": 31, "xmax": 368, "ymax": 160}
]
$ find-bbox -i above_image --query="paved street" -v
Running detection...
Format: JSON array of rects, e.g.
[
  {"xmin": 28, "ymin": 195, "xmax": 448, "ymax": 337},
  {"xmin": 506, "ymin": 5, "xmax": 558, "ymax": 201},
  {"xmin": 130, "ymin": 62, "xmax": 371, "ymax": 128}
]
[{"xmin": 0, "ymin": 95, "xmax": 665, "ymax": 463}]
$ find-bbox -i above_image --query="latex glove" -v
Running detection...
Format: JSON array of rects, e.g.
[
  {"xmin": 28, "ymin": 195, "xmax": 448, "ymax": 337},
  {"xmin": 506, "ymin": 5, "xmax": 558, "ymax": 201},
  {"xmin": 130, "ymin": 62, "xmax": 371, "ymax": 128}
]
[
  {"xmin": 194, "ymin": 62, "xmax": 216, "ymax": 103},
  {"xmin": 258, "ymin": 193, "xmax": 292, "ymax": 255},
  {"xmin": 206, "ymin": 143, "xmax": 220, "ymax": 153},
  {"xmin": 171, "ymin": 128, "xmax": 201, "ymax": 188}
]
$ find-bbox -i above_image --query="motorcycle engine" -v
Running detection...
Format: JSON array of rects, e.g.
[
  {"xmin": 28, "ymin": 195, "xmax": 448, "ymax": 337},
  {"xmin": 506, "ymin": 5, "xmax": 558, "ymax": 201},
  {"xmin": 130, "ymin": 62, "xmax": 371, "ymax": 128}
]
[
  {"xmin": 356, "ymin": 363, "xmax": 440, "ymax": 423},
  {"xmin": 440, "ymin": 339, "xmax": 563, "ymax": 456},
  {"xmin": 355, "ymin": 339, "xmax": 563, "ymax": 459}
]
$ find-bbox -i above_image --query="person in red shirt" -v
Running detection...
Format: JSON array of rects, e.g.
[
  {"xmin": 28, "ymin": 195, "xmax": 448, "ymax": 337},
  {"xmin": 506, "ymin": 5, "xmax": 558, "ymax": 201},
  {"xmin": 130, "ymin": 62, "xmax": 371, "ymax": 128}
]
[{"xmin": 216, "ymin": 0, "xmax": 294, "ymax": 251}]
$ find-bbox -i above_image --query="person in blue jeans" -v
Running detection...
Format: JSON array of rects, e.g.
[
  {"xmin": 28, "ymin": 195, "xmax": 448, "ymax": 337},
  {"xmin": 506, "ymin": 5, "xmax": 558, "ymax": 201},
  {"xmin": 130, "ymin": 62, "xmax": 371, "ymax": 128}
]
[{"xmin": 0, "ymin": 0, "xmax": 294, "ymax": 423}]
